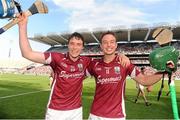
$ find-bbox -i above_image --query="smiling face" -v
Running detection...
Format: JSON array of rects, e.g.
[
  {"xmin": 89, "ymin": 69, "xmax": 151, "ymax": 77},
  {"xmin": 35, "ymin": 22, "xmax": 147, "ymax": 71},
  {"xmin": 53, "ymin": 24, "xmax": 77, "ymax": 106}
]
[
  {"xmin": 68, "ymin": 36, "xmax": 84, "ymax": 61},
  {"xmin": 100, "ymin": 33, "xmax": 117, "ymax": 56}
]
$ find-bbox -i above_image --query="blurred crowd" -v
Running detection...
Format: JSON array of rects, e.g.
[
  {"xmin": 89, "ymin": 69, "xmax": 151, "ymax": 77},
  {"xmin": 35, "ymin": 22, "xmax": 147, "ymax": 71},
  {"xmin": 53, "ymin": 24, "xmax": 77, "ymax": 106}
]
[
  {"xmin": 1, "ymin": 41, "xmax": 180, "ymax": 78},
  {"xmin": 82, "ymin": 42, "xmax": 180, "ymax": 55},
  {"xmin": 11, "ymin": 65, "xmax": 180, "ymax": 79}
]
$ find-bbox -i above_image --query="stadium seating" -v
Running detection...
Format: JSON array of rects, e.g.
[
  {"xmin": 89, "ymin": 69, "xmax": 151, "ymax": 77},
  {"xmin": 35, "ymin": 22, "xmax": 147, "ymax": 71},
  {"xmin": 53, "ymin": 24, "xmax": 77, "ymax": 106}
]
[{"xmin": 1, "ymin": 41, "xmax": 180, "ymax": 78}]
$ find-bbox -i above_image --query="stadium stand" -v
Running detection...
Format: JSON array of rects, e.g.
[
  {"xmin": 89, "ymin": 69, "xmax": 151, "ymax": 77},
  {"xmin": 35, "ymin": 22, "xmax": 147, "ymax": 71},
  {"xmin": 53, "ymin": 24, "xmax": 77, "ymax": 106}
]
[
  {"xmin": 22, "ymin": 65, "xmax": 52, "ymax": 75},
  {"xmin": 1, "ymin": 23, "xmax": 180, "ymax": 77},
  {"xmin": 0, "ymin": 58, "xmax": 33, "ymax": 73}
]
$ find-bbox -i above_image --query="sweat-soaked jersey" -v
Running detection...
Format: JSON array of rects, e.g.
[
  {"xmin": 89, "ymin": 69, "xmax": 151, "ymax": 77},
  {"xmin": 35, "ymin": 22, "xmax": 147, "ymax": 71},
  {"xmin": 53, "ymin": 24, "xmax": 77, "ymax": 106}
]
[
  {"xmin": 88, "ymin": 56, "xmax": 140, "ymax": 118},
  {"xmin": 44, "ymin": 52, "xmax": 90, "ymax": 110}
]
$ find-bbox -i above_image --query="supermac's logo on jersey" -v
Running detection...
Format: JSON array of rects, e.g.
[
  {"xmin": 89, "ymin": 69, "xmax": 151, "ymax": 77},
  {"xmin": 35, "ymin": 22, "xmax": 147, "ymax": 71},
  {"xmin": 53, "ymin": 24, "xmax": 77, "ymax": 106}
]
[
  {"xmin": 77, "ymin": 63, "xmax": 83, "ymax": 71},
  {"xmin": 114, "ymin": 66, "xmax": 120, "ymax": 74},
  {"xmin": 59, "ymin": 71, "xmax": 84, "ymax": 78}
]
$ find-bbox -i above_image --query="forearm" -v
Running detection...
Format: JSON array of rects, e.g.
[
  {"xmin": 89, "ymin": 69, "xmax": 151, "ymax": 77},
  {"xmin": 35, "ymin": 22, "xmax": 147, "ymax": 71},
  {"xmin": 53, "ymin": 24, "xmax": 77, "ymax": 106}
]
[
  {"xmin": 134, "ymin": 73, "xmax": 163, "ymax": 86},
  {"xmin": 18, "ymin": 15, "xmax": 46, "ymax": 64},
  {"xmin": 19, "ymin": 23, "xmax": 33, "ymax": 58}
]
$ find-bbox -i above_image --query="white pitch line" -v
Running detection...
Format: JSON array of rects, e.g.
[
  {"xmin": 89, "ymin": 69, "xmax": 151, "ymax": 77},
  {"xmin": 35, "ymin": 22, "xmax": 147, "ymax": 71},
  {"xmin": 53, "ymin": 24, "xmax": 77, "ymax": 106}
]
[
  {"xmin": 0, "ymin": 89, "xmax": 50, "ymax": 99},
  {"xmin": 0, "ymin": 81, "xmax": 94, "ymax": 100}
]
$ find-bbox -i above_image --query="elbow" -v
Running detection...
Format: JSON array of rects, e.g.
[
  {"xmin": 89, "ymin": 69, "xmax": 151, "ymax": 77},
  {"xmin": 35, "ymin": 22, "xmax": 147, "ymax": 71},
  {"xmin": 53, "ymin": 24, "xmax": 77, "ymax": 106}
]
[
  {"xmin": 139, "ymin": 77, "xmax": 150, "ymax": 86},
  {"xmin": 21, "ymin": 51, "xmax": 30, "ymax": 59},
  {"xmin": 21, "ymin": 52, "xmax": 27, "ymax": 58},
  {"xmin": 20, "ymin": 48, "xmax": 32, "ymax": 59},
  {"xmin": 139, "ymin": 79, "xmax": 146, "ymax": 86}
]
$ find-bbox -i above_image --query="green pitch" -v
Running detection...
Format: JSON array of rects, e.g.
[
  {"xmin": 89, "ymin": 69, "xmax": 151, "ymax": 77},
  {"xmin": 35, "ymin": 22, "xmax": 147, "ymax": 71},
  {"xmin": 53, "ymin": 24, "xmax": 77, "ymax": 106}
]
[{"xmin": 0, "ymin": 74, "xmax": 179, "ymax": 119}]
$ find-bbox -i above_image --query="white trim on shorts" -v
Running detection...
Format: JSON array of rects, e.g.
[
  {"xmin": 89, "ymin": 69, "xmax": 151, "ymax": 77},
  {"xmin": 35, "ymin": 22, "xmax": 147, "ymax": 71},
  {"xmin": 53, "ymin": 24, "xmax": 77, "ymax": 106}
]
[
  {"xmin": 45, "ymin": 107, "xmax": 82, "ymax": 120},
  {"xmin": 88, "ymin": 113, "xmax": 125, "ymax": 120}
]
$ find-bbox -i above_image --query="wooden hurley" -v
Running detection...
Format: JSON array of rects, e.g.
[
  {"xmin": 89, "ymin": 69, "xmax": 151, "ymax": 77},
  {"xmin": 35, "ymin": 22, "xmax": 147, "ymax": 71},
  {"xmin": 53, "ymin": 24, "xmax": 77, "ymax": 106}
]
[
  {"xmin": 0, "ymin": 0, "xmax": 48, "ymax": 35},
  {"xmin": 152, "ymin": 28, "xmax": 173, "ymax": 45}
]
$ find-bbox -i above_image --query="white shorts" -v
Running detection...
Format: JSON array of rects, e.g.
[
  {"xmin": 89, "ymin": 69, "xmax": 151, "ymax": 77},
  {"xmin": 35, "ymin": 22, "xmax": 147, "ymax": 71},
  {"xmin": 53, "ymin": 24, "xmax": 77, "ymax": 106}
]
[
  {"xmin": 88, "ymin": 113, "xmax": 125, "ymax": 120},
  {"xmin": 45, "ymin": 107, "xmax": 82, "ymax": 120}
]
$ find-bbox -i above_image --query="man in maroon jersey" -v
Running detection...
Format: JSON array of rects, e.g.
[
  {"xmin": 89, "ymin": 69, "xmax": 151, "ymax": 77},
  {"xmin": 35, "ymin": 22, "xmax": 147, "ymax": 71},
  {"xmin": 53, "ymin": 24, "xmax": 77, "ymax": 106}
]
[
  {"xmin": 88, "ymin": 31, "xmax": 168, "ymax": 120},
  {"xmin": 17, "ymin": 14, "xmax": 130, "ymax": 120}
]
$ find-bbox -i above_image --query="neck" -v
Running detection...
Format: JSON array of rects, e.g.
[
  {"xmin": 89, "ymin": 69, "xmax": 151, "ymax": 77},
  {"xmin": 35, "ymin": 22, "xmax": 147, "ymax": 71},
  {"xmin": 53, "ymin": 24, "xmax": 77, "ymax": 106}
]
[
  {"xmin": 69, "ymin": 54, "xmax": 79, "ymax": 62},
  {"xmin": 103, "ymin": 54, "xmax": 116, "ymax": 63}
]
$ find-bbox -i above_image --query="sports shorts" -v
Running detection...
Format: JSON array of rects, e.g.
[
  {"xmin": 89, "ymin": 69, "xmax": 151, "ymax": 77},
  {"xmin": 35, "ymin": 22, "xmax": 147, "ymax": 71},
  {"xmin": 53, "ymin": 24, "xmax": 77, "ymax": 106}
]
[
  {"xmin": 88, "ymin": 113, "xmax": 125, "ymax": 120},
  {"xmin": 45, "ymin": 107, "xmax": 82, "ymax": 120}
]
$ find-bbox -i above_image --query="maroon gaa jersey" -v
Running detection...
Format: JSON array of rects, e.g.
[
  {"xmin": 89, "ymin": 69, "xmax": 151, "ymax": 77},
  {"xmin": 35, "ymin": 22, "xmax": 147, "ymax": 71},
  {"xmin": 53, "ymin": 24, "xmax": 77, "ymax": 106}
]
[
  {"xmin": 44, "ymin": 52, "xmax": 90, "ymax": 110},
  {"xmin": 88, "ymin": 56, "xmax": 140, "ymax": 118}
]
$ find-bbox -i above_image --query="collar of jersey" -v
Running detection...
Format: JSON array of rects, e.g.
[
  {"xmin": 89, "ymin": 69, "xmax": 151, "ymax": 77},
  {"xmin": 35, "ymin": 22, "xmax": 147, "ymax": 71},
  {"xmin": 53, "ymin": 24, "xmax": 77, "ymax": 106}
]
[
  {"xmin": 65, "ymin": 52, "xmax": 81, "ymax": 63},
  {"xmin": 101, "ymin": 55, "xmax": 118, "ymax": 66}
]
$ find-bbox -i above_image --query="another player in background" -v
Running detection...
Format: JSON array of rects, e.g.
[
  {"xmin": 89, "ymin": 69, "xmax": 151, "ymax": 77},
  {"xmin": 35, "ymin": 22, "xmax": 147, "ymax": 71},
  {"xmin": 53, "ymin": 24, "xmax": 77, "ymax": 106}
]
[
  {"xmin": 48, "ymin": 71, "xmax": 54, "ymax": 88},
  {"xmin": 87, "ymin": 31, "xmax": 169, "ymax": 120},
  {"xmin": 134, "ymin": 67, "xmax": 152, "ymax": 106}
]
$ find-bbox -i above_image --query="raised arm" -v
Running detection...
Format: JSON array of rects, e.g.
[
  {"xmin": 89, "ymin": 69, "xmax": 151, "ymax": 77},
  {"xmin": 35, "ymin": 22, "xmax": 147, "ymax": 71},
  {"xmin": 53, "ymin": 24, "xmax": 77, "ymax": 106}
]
[{"xmin": 18, "ymin": 13, "xmax": 46, "ymax": 64}]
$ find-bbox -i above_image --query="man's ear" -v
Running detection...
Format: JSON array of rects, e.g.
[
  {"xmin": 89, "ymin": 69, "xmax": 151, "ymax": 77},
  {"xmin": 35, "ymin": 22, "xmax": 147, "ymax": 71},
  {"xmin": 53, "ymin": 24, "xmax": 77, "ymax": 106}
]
[{"xmin": 115, "ymin": 42, "xmax": 117, "ymax": 49}]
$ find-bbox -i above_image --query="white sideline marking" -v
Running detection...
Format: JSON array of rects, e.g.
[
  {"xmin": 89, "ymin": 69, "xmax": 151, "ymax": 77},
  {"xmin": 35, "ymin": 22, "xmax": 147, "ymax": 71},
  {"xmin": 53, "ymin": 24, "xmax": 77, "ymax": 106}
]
[
  {"xmin": 0, "ymin": 89, "xmax": 50, "ymax": 99},
  {"xmin": 0, "ymin": 80, "xmax": 93, "ymax": 100}
]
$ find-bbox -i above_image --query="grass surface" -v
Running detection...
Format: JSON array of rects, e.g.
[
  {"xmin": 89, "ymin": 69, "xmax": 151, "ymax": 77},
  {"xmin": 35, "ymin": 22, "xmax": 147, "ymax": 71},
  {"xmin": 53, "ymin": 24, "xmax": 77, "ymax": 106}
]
[{"xmin": 0, "ymin": 74, "xmax": 179, "ymax": 119}]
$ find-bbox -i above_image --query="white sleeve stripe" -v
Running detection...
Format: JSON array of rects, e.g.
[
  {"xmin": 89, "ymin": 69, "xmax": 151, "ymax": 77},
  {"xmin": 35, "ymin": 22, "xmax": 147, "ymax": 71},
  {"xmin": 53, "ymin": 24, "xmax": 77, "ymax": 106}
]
[
  {"xmin": 94, "ymin": 62, "xmax": 99, "ymax": 67},
  {"xmin": 45, "ymin": 53, "xmax": 52, "ymax": 64},
  {"xmin": 86, "ymin": 69, "xmax": 91, "ymax": 77},
  {"xmin": 130, "ymin": 68, "xmax": 136, "ymax": 78},
  {"xmin": 47, "ymin": 78, "xmax": 57, "ymax": 107}
]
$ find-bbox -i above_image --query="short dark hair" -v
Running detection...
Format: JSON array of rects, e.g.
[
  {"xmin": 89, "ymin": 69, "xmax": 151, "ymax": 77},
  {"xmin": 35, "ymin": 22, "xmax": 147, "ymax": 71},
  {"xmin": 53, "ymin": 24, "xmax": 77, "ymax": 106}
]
[
  {"xmin": 68, "ymin": 32, "xmax": 84, "ymax": 46},
  {"xmin": 100, "ymin": 31, "xmax": 116, "ymax": 43}
]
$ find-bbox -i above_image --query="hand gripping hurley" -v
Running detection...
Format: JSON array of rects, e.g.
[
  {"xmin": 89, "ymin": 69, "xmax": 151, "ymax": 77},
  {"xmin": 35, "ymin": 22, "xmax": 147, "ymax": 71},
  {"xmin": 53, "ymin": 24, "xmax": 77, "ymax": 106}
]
[
  {"xmin": 0, "ymin": 0, "xmax": 48, "ymax": 34},
  {"xmin": 149, "ymin": 46, "xmax": 179, "ymax": 73}
]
